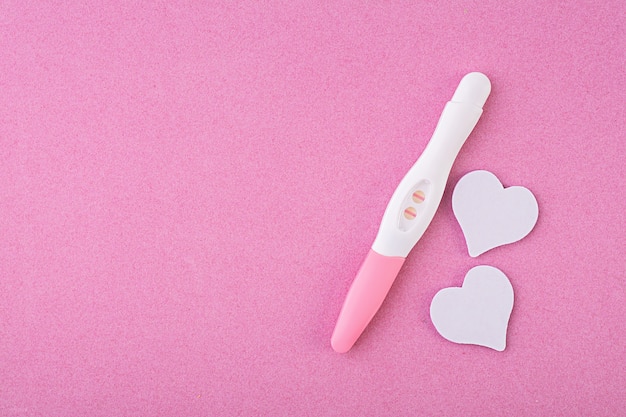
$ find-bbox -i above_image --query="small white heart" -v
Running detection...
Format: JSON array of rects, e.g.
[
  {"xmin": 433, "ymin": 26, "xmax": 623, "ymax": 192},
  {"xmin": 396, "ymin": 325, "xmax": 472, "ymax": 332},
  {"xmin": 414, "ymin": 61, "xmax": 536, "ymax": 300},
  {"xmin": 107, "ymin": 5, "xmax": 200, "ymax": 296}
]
[
  {"xmin": 452, "ymin": 170, "xmax": 538, "ymax": 257},
  {"xmin": 430, "ymin": 265, "xmax": 514, "ymax": 351}
]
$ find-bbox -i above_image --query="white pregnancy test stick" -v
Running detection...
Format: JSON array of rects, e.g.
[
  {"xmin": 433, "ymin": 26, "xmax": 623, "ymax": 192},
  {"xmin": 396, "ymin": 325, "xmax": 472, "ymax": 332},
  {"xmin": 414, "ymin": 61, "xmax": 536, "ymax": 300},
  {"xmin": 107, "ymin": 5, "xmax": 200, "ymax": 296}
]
[{"xmin": 331, "ymin": 72, "xmax": 491, "ymax": 353}]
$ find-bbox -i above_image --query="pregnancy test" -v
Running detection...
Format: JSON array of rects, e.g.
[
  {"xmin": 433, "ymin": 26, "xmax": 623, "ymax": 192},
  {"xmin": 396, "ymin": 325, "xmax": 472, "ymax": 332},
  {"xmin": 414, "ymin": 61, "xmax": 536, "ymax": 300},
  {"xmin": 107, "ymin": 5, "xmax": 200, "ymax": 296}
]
[{"xmin": 331, "ymin": 72, "xmax": 491, "ymax": 353}]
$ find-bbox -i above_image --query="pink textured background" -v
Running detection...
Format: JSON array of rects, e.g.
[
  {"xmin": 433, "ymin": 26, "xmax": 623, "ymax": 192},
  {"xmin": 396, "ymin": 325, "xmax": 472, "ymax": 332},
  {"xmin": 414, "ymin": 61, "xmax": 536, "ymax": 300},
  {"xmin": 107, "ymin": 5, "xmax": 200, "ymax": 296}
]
[{"xmin": 1, "ymin": 1, "xmax": 624, "ymax": 416}]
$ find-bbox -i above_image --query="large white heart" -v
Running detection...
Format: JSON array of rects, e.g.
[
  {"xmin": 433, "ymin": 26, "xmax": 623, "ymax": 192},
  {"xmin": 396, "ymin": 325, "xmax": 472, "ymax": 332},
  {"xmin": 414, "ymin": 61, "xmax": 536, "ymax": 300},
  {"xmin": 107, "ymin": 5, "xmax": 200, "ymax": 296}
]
[
  {"xmin": 430, "ymin": 265, "xmax": 514, "ymax": 351},
  {"xmin": 452, "ymin": 170, "xmax": 538, "ymax": 257}
]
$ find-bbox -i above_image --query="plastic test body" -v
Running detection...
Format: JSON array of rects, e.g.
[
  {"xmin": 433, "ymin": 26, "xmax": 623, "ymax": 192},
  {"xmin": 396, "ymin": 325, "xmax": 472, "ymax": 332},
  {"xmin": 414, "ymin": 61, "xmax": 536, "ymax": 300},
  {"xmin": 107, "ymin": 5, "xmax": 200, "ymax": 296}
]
[{"xmin": 331, "ymin": 72, "xmax": 491, "ymax": 353}]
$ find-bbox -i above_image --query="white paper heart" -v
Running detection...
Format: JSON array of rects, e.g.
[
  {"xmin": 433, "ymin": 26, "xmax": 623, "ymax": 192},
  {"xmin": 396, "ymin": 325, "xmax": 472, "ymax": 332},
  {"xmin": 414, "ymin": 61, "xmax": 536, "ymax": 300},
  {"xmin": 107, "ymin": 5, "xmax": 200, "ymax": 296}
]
[
  {"xmin": 452, "ymin": 170, "xmax": 538, "ymax": 257},
  {"xmin": 430, "ymin": 265, "xmax": 514, "ymax": 351}
]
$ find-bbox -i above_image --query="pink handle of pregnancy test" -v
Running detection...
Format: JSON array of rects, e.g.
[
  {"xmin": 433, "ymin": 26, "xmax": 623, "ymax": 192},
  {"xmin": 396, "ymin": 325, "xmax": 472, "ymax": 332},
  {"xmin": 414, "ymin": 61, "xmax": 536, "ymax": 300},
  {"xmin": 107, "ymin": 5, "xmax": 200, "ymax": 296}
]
[{"xmin": 331, "ymin": 249, "xmax": 406, "ymax": 353}]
